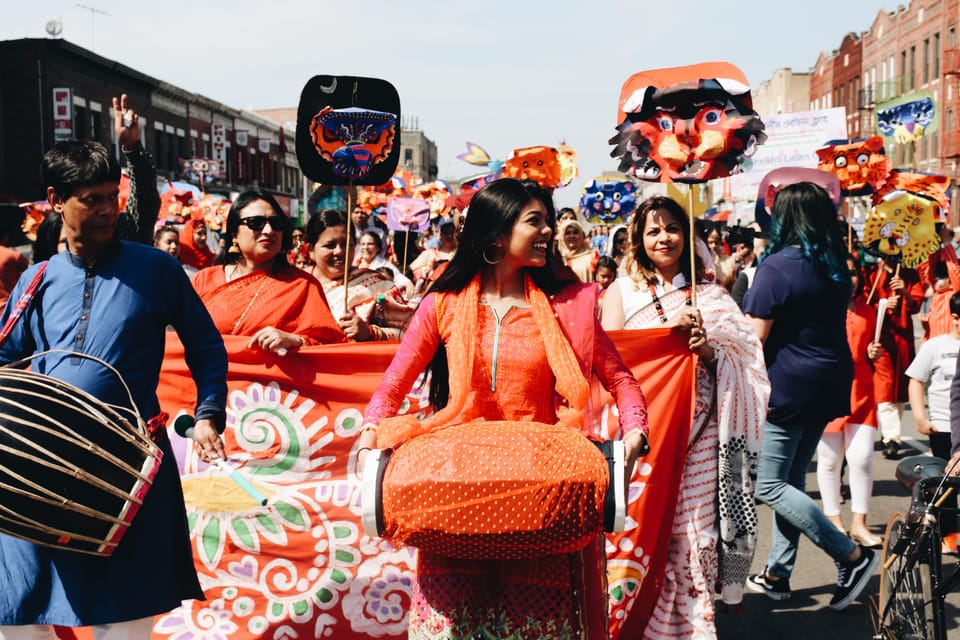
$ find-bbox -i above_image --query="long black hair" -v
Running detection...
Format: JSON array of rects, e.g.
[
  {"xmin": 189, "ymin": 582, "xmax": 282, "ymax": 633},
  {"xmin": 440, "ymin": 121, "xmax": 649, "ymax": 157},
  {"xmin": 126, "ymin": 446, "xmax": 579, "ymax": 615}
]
[
  {"xmin": 765, "ymin": 182, "xmax": 848, "ymax": 283},
  {"xmin": 425, "ymin": 178, "xmax": 579, "ymax": 408}
]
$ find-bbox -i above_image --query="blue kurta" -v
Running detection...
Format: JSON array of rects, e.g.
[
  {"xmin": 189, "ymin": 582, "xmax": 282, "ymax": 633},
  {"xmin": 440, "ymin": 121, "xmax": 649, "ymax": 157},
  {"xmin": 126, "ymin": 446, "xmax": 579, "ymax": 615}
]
[{"xmin": 0, "ymin": 239, "xmax": 227, "ymax": 625}]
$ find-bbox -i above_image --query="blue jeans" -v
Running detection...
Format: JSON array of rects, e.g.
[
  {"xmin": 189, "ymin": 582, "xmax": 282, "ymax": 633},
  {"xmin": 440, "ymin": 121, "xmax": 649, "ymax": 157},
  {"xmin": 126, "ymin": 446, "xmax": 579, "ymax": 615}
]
[{"xmin": 755, "ymin": 420, "xmax": 857, "ymax": 579}]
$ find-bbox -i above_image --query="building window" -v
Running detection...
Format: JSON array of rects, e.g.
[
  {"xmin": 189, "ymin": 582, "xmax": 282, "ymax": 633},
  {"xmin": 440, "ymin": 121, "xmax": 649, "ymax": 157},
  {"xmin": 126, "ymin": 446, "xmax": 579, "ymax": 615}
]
[
  {"xmin": 935, "ymin": 32, "xmax": 941, "ymax": 77},
  {"xmin": 91, "ymin": 110, "xmax": 102, "ymax": 142},
  {"xmin": 154, "ymin": 129, "xmax": 166, "ymax": 171},
  {"xmin": 74, "ymin": 105, "xmax": 87, "ymax": 140},
  {"xmin": 924, "ymin": 38, "xmax": 930, "ymax": 84}
]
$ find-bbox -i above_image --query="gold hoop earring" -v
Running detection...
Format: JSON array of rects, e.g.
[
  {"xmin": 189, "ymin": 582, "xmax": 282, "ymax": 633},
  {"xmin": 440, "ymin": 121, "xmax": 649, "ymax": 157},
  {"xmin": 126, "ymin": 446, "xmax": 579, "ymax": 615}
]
[
  {"xmin": 228, "ymin": 237, "xmax": 240, "ymax": 254},
  {"xmin": 482, "ymin": 245, "xmax": 504, "ymax": 265}
]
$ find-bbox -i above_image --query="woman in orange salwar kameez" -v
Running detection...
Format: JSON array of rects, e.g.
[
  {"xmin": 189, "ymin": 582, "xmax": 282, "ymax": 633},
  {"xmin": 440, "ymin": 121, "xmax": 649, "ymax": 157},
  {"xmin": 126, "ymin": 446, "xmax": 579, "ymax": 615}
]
[
  {"xmin": 356, "ymin": 179, "xmax": 650, "ymax": 640},
  {"xmin": 192, "ymin": 189, "xmax": 346, "ymax": 350}
]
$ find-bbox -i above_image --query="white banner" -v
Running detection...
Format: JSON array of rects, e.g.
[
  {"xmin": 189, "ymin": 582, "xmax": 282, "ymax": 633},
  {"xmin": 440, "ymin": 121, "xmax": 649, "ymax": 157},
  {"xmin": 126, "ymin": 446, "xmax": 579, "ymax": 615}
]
[{"xmin": 728, "ymin": 107, "xmax": 848, "ymax": 202}]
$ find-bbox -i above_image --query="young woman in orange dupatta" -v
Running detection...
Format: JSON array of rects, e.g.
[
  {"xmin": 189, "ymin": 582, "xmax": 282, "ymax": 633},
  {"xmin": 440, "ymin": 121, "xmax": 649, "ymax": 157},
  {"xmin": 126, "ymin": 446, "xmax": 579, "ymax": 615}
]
[
  {"xmin": 192, "ymin": 189, "xmax": 345, "ymax": 351},
  {"xmin": 357, "ymin": 178, "xmax": 650, "ymax": 640},
  {"xmin": 178, "ymin": 217, "xmax": 214, "ymax": 273}
]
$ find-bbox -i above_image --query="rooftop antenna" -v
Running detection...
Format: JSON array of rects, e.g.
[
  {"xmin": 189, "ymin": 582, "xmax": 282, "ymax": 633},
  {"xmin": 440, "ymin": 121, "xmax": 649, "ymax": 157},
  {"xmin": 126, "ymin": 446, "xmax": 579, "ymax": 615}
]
[
  {"xmin": 45, "ymin": 18, "xmax": 63, "ymax": 38},
  {"xmin": 75, "ymin": 4, "xmax": 109, "ymax": 50}
]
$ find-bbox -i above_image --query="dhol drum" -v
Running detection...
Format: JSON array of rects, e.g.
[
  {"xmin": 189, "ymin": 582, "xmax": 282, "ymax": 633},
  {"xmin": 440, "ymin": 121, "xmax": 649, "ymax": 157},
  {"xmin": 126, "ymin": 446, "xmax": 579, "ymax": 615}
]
[
  {"xmin": 0, "ymin": 351, "xmax": 163, "ymax": 556},
  {"xmin": 361, "ymin": 421, "xmax": 625, "ymax": 560}
]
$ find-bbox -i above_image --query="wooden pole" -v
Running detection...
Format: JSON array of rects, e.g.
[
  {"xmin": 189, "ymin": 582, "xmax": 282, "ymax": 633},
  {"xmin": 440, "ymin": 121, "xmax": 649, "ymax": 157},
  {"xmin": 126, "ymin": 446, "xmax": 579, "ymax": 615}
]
[
  {"xmin": 687, "ymin": 184, "xmax": 698, "ymax": 309},
  {"xmin": 865, "ymin": 267, "xmax": 883, "ymax": 305},
  {"xmin": 344, "ymin": 183, "xmax": 353, "ymax": 311}
]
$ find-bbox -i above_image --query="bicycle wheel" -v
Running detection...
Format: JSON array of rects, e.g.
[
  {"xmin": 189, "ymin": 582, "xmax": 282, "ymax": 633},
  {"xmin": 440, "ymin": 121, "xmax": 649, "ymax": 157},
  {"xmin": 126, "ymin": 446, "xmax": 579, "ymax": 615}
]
[{"xmin": 878, "ymin": 512, "xmax": 935, "ymax": 640}]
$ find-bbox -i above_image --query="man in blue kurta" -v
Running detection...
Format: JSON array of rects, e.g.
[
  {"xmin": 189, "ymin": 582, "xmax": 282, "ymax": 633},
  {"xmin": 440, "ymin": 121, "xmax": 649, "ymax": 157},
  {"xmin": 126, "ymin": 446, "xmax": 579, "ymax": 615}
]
[{"xmin": 0, "ymin": 104, "xmax": 228, "ymax": 639}]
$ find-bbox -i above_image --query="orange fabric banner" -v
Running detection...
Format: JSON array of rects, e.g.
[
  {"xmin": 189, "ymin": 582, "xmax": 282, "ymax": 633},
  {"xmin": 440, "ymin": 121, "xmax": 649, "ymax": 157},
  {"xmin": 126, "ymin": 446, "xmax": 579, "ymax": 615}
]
[{"xmin": 53, "ymin": 329, "xmax": 693, "ymax": 640}]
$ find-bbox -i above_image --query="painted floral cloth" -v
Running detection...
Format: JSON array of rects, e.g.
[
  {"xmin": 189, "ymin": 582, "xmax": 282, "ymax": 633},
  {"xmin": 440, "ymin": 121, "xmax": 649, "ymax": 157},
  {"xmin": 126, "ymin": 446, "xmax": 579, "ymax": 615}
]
[{"xmin": 55, "ymin": 332, "xmax": 695, "ymax": 640}]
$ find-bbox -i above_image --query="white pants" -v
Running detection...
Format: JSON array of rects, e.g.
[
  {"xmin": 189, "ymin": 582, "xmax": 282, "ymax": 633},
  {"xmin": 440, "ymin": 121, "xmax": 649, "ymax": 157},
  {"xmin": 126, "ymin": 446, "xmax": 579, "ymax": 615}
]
[
  {"xmin": 817, "ymin": 424, "xmax": 876, "ymax": 516},
  {"xmin": 0, "ymin": 617, "xmax": 154, "ymax": 640},
  {"xmin": 877, "ymin": 401, "xmax": 903, "ymax": 444}
]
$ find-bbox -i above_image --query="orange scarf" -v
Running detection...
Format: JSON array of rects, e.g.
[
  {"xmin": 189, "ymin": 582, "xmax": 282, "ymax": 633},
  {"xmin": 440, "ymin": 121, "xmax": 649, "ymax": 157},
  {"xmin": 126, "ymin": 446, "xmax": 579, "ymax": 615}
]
[{"xmin": 377, "ymin": 274, "xmax": 588, "ymax": 449}]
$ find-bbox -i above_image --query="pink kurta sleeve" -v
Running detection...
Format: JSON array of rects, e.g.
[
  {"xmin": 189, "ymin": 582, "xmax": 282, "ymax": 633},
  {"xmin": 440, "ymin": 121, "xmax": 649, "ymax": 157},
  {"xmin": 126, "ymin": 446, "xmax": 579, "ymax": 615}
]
[
  {"xmin": 591, "ymin": 316, "xmax": 649, "ymax": 436},
  {"xmin": 362, "ymin": 293, "xmax": 442, "ymax": 425}
]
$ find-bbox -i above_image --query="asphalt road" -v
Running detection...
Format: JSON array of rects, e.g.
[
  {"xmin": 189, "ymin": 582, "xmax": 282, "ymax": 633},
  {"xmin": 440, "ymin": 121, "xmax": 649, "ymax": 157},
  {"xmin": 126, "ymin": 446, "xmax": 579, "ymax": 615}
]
[{"xmin": 716, "ymin": 408, "xmax": 960, "ymax": 639}]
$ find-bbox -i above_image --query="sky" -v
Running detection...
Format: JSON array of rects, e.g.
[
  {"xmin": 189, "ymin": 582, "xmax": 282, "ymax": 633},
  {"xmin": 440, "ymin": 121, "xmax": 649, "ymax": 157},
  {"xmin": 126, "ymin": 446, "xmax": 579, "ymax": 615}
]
[{"xmin": 2, "ymin": 0, "xmax": 900, "ymax": 209}]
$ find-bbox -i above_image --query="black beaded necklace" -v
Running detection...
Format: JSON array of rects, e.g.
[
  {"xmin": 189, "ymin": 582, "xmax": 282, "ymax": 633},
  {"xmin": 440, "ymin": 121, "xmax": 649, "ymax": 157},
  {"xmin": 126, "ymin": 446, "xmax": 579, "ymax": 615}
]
[{"xmin": 647, "ymin": 280, "xmax": 693, "ymax": 323}]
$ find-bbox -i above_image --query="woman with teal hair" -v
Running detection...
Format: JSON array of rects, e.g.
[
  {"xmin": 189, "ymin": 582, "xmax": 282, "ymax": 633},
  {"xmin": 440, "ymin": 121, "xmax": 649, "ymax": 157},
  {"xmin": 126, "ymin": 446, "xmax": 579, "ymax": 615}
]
[{"xmin": 743, "ymin": 182, "xmax": 878, "ymax": 611}]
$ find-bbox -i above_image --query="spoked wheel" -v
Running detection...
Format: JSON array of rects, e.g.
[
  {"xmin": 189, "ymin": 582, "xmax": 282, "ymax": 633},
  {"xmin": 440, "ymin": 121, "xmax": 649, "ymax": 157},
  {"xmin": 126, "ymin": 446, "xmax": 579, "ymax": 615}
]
[{"xmin": 877, "ymin": 512, "xmax": 935, "ymax": 640}]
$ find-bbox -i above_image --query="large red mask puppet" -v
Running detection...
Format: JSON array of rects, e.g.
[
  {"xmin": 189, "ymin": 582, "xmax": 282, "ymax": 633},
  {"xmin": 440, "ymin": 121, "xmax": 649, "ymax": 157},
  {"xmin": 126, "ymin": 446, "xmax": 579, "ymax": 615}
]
[{"xmin": 610, "ymin": 62, "xmax": 766, "ymax": 183}]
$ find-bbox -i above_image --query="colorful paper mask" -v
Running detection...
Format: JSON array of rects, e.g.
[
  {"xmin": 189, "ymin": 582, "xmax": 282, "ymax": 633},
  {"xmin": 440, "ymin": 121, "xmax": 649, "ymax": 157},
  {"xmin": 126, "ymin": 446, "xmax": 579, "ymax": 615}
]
[
  {"xmin": 457, "ymin": 141, "xmax": 504, "ymax": 173},
  {"xmin": 863, "ymin": 190, "xmax": 942, "ymax": 268},
  {"xmin": 815, "ymin": 136, "xmax": 891, "ymax": 195},
  {"xmin": 578, "ymin": 177, "xmax": 638, "ymax": 224},
  {"xmin": 874, "ymin": 170, "xmax": 951, "ymax": 218},
  {"xmin": 876, "ymin": 93, "xmax": 937, "ymax": 144},
  {"xmin": 386, "ymin": 198, "xmax": 431, "ymax": 232},
  {"xmin": 610, "ymin": 62, "xmax": 766, "ymax": 184},
  {"xmin": 557, "ymin": 145, "xmax": 579, "ymax": 187},
  {"xmin": 502, "ymin": 146, "xmax": 562, "ymax": 189},
  {"xmin": 308, "ymin": 106, "xmax": 397, "ymax": 181},
  {"xmin": 296, "ymin": 76, "xmax": 401, "ymax": 185},
  {"xmin": 412, "ymin": 181, "xmax": 453, "ymax": 219}
]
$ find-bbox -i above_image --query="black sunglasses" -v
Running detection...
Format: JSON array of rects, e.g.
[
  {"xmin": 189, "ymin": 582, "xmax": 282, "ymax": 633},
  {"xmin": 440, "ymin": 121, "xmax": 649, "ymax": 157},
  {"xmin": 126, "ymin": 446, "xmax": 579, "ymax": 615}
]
[{"xmin": 238, "ymin": 215, "xmax": 289, "ymax": 232}]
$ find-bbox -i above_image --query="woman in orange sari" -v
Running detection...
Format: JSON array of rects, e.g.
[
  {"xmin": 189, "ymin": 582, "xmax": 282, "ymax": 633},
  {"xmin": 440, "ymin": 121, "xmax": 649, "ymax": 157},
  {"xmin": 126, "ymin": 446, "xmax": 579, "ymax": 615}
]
[
  {"xmin": 357, "ymin": 178, "xmax": 649, "ymax": 640},
  {"xmin": 192, "ymin": 190, "xmax": 345, "ymax": 350}
]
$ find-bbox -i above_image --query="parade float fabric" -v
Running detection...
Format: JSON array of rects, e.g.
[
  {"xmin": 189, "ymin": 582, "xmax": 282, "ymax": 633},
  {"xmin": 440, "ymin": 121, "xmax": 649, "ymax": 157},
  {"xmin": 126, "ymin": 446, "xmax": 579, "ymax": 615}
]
[
  {"xmin": 296, "ymin": 76, "xmax": 401, "ymax": 186},
  {"xmin": 578, "ymin": 176, "xmax": 639, "ymax": 224},
  {"xmin": 876, "ymin": 92, "xmax": 937, "ymax": 145},
  {"xmin": 54, "ymin": 330, "xmax": 694, "ymax": 640},
  {"xmin": 815, "ymin": 136, "xmax": 891, "ymax": 195},
  {"xmin": 609, "ymin": 61, "xmax": 766, "ymax": 183}
]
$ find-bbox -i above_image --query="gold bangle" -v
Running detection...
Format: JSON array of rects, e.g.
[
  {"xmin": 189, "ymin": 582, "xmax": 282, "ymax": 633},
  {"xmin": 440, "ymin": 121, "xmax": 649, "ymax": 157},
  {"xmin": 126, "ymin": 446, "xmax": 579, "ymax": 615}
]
[{"xmin": 361, "ymin": 423, "xmax": 378, "ymax": 433}]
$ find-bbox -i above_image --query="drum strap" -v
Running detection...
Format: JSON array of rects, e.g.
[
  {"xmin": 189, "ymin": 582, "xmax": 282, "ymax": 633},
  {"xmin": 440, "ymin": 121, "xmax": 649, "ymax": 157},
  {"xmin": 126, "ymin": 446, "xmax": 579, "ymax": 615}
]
[{"xmin": 0, "ymin": 262, "xmax": 47, "ymax": 348}]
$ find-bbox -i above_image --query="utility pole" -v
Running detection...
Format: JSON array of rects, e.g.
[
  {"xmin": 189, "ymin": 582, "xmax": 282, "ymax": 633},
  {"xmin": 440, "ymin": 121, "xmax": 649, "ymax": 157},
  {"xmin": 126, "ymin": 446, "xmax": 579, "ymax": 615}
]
[{"xmin": 75, "ymin": 4, "xmax": 109, "ymax": 51}]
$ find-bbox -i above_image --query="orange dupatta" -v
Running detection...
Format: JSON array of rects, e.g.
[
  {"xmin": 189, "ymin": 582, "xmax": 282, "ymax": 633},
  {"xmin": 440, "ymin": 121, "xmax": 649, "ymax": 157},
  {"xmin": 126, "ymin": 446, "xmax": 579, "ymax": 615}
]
[
  {"xmin": 192, "ymin": 265, "xmax": 346, "ymax": 345},
  {"xmin": 377, "ymin": 274, "xmax": 589, "ymax": 449}
]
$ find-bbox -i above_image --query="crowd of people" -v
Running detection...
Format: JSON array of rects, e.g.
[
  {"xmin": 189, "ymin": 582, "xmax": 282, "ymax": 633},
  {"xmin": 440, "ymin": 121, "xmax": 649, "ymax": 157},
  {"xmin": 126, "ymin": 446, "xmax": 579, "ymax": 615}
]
[{"xmin": 2, "ymin": 94, "xmax": 960, "ymax": 640}]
